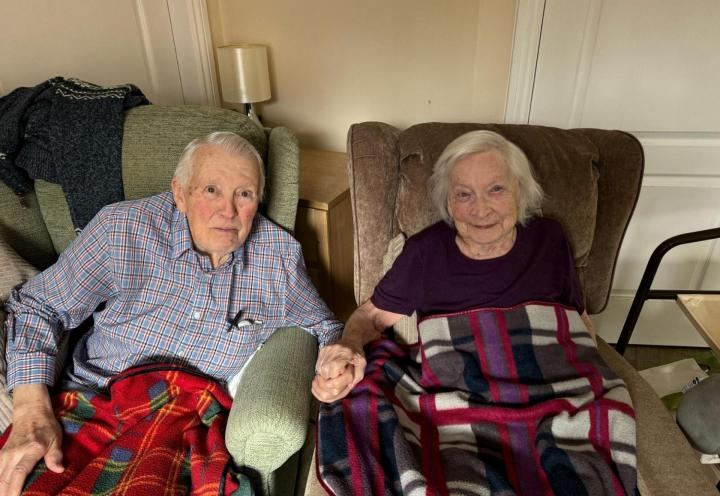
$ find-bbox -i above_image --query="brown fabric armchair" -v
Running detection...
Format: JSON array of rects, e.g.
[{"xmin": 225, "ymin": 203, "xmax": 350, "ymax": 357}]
[{"xmin": 303, "ymin": 123, "xmax": 717, "ymax": 495}]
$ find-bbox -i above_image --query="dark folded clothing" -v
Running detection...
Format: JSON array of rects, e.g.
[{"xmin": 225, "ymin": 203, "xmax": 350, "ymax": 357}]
[
  {"xmin": 0, "ymin": 77, "xmax": 149, "ymax": 230},
  {"xmin": 0, "ymin": 78, "xmax": 58, "ymax": 195}
]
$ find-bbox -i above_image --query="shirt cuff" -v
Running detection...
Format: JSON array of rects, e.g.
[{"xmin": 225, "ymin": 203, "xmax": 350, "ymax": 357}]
[
  {"xmin": 6, "ymin": 352, "xmax": 57, "ymax": 392},
  {"xmin": 316, "ymin": 321, "xmax": 343, "ymax": 347}
]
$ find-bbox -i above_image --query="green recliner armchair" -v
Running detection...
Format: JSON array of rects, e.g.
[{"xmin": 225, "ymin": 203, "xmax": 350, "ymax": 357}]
[{"xmin": 0, "ymin": 105, "xmax": 318, "ymax": 495}]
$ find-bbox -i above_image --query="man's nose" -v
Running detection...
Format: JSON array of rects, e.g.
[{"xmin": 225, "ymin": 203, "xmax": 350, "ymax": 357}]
[{"xmin": 220, "ymin": 197, "xmax": 238, "ymax": 217}]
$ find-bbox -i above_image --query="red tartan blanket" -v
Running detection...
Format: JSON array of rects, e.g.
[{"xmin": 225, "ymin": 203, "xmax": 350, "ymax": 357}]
[
  {"xmin": 317, "ymin": 303, "xmax": 637, "ymax": 495},
  {"xmin": 0, "ymin": 364, "xmax": 253, "ymax": 496}
]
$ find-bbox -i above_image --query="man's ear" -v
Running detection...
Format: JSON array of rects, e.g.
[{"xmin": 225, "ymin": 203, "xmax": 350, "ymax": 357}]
[{"xmin": 171, "ymin": 179, "xmax": 187, "ymax": 213}]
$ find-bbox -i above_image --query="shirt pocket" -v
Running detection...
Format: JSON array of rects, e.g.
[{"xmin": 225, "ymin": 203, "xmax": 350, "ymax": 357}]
[{"xmin": 224, "ymin": 297, "xmax": 266, "ymax": 336}]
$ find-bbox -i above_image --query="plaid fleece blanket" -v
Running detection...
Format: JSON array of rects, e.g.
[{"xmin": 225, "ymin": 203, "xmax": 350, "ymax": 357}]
[
  {"xmin": 317, "ymin": 303, "xmax": 637, "ymax": 495},
  {"xmin": 0, "ymin": 364, "xmax": 252, "ymax": 495}
]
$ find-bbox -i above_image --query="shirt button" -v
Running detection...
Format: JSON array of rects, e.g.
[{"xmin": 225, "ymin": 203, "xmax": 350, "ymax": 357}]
[{"xmin": 192, "ymin": 311, "xmax": 201, "ymax": 320}]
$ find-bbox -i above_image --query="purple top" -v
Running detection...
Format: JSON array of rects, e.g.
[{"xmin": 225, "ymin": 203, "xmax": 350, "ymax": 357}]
[{"xmin": 371, "ymin": 217, "xmax": 585, "ymax": 317}]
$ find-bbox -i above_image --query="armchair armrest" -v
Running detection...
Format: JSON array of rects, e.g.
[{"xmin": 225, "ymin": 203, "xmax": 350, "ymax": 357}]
[{"xmin": 226, "ymin": 326, "xmax": 318, "ymax": 475}]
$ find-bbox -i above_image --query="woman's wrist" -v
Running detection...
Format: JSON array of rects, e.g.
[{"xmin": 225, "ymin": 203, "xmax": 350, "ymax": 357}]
[{"xmin": 338, "ymin": 334, "xmax": 365, "ymax": 355}]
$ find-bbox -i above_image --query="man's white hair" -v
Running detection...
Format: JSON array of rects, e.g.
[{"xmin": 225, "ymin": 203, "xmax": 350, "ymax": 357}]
[{"xmin": 173, "ymin": 131, "xmax": 265, "ymax": 201}]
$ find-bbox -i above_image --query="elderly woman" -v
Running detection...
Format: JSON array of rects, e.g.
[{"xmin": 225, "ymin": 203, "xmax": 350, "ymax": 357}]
[{"xmin": 313, "ymin": 131, "xmax": 636, "ymax": 495}]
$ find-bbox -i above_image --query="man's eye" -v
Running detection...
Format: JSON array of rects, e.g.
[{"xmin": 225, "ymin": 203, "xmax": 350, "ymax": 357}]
[
  {"xmin": 238, "ymin": 190, "xmax": 255, "ymax": 200},
  {"xmin": 206, "ymin": 186, "xmax": 217, "ymax": 194}
]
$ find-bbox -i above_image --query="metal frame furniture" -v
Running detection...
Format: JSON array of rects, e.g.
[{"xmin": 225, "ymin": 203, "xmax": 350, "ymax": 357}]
[{"xmin": 616, "ymin": 227, "xmax": 720, "ymax": 355}]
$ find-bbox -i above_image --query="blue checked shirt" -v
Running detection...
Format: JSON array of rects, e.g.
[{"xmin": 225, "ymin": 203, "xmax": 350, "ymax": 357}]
[{"xmin": 5, "ymin": 192, "xmax": 343, "ymax": 391}]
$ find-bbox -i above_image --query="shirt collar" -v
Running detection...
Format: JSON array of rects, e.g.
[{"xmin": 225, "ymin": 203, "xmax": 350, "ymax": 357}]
[{"xmin": 171, "ymin": 207, "xmax": 194, "ymax": 260}]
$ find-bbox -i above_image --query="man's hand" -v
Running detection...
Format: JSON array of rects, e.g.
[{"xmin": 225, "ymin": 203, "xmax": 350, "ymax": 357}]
[
  {"xmin": 312, "ymin": 342, "xmax": 367, "ymax": 403},
  {"xmin": 0, "ymin": 384, "xmax": 64, "ymax": 496}
]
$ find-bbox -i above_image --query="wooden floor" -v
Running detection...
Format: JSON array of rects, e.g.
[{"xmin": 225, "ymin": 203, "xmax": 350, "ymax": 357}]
[{"xmin": 622, "ymin": 344, "xmax": 714, "ymax": 370}]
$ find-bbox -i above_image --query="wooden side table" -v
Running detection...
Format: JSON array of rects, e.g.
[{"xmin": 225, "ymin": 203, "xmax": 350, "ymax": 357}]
[
  {"xmin": 676, "ymin": 294, "xmax": 720, "ymax": 357},
  {"xmin": 295, "ymin": 149, "xmax": 355, "ymax": 321}
]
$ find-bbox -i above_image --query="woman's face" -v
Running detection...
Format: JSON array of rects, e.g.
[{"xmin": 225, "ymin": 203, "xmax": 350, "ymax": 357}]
[{"xmin": 447, "ymin": 150, "xmax": 519, "ymax": 258}]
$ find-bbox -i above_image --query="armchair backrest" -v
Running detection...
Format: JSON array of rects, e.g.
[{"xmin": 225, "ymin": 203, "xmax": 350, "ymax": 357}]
[
  {"xmin": 0, "ymin": 105, "xmax": 299, "ymax": 269},
  {"xmin": 347, "ymin": 122, "xmax": 643, "ymax": 314}
]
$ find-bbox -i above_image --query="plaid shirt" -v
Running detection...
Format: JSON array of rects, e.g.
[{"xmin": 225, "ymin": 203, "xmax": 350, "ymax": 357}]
[{"xmin": 5, "ymin": 192, "xmax": 342, "ymax": 391}]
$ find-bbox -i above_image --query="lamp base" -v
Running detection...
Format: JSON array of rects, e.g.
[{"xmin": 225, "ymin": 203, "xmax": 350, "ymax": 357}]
[{"xmin": 245, "ymin": 102, "xmax": 263, "ymax": 128}]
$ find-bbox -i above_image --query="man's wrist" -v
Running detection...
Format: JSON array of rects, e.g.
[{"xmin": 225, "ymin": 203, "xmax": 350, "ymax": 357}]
[{"xmin": 12, "ymin": 383, "xmax": 53, "ymax": 414}]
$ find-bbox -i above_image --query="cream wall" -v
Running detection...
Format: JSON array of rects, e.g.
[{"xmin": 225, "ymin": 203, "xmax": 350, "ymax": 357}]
[
  {"xmin": 0, "ymin": 0, "xmax": 191, "ymax": 105},
  {"xmin": 207, "ymin": 0, "xmax": 517, "ymax": 151},
  {"xmin": 0, "ymin": 1, "xmax": 159, "ymax": 99}
]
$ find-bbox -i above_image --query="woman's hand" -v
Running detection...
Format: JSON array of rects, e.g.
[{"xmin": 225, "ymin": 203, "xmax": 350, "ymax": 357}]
[
  {"xmin": 0, "ymin": 384, "xmax": 64, "ymax": 496},
  {"xmin": 312, "ymin": 342, "xmax": 366, "ymax": 403}
]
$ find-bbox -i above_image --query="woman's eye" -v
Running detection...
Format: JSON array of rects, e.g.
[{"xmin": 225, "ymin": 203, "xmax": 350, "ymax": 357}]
[
  {"xmin": 490, "ymin": 185, "xmax": 505, "ymax": 193},
  {"xmin": 455, "ymin": 191, "xmax": 471, "ymax": 200}
]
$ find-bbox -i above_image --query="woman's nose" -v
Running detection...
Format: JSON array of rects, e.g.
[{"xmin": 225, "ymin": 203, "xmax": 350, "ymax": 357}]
[{"xmin": 470, "ymin": 196, "xmax": 491, "ymax": 216}]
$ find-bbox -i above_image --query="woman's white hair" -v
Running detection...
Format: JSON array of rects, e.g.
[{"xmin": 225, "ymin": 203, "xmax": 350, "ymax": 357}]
[
  {"xmin": 428, "ymin": 130, "xmax": 543, "ymax": 226},
  {"xmin": 173, "ymin": 131, "xmax": 265, "ymax": 201}
]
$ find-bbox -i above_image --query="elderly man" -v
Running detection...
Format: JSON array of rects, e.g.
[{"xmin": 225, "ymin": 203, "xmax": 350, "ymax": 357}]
[{"xmin": 0, "ymin": 131, "xmax": 342, "ymax": 495}]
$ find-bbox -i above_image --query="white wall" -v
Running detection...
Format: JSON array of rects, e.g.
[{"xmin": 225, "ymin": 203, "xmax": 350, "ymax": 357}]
[
  {"xmin": 0, "ymin": 0, "xmax": 195, "ymax": 105},
  {"xmin": 207, "ymin": 0, "xmax": 517, "ymax": 151},
  {"xmin": 1, "ymin": 1, "xmax": 146, "ymax": 97}
]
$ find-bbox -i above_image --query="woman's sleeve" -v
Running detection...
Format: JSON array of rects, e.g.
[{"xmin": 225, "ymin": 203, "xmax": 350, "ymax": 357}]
[{"xmin": 370, "ymin": 239, "xmax": 424, "ymax": 316}]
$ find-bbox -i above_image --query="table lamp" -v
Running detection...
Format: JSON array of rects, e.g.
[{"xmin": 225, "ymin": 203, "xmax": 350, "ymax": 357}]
[{"xmin": 217, "ymin": 44, "xmax": 271, "ymax": 126}]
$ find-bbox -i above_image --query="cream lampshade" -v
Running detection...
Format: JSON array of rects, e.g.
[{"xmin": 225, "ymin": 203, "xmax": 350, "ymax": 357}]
[{"xmin": 217, "ymin": 44, "xmax": 271, "ymax": 126}]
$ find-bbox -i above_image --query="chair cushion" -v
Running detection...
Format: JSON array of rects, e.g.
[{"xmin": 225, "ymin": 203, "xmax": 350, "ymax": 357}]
[
  {"xmin": 677, "ymin": 374, "xmax": 720, "ymax": 455},
  {"xmin": 395, "ymin": 123, "xmax": 599, "ymax": 268},
  {"xmin": 34, "ymin": 180, "xmax": 75, "ymax": 253},
  {"xmin": 264, "ymin": 127, "xmax": 299, "ymax": 232},
  {"xmin": 0, "ymin": 182, "xmax": 56, "ymax": 269}
]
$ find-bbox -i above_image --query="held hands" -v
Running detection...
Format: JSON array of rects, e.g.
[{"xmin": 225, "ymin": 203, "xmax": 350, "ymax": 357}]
[
  {"xmin": 312, "ymin": 341, "xmax": 367, "ymax": 403},
  {"xmin": 312, "ymin": 300, "xmax": 400, "ymax": 403},
  {"xmin": 0, "ymin": 387, "xmax": 64, "ymax": 496}
]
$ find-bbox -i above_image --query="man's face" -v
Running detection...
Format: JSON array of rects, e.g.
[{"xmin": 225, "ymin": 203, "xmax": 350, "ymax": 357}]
[{"xmin": 171, "ymin": 144, "xmax": 260, "ymax": 268}]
